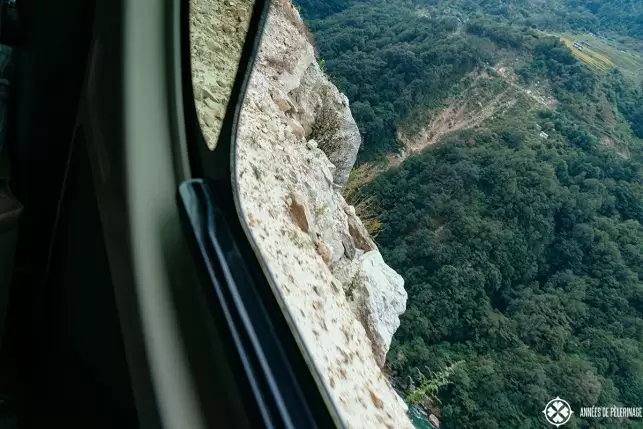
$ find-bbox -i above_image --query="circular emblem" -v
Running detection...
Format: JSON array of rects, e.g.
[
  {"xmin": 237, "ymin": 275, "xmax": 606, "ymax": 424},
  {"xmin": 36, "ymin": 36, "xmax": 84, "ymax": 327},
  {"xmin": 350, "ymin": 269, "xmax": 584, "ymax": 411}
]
[{"xmin": 543, "ymin": 397, "xmax": 573, "ymax": 427}]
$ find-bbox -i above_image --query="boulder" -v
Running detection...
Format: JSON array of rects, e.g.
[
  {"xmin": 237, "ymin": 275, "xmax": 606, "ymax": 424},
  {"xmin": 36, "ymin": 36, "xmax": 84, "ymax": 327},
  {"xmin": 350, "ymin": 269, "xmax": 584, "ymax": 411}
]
[
  {"xmin": 347, "ymin": 213, "xmax": 376, "ymax": 252},
  {"xmin": 218, "ymin": 0, "xmax": 413, "ymax": 425},
  {"xmin": 315, "ymin": 239, "xmax": 333, "ymax": 266}
]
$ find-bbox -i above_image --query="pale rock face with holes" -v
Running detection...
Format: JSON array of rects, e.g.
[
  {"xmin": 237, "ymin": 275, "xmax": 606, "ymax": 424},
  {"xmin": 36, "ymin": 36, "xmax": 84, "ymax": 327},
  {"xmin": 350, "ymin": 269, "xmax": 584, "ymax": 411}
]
[
  {"xmin": 257, "ymin": 2, "xmax": 361, "ymax": 188},
  {"xmin": 191, "ymin": 0, "xmax": 411, "ymax": 427}
]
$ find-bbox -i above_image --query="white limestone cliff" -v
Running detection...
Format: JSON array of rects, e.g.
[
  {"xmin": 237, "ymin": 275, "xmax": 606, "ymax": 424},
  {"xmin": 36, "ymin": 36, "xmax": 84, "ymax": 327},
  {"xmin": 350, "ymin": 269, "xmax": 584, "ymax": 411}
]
[{"xmin": 191, "ymin": 0, "xmax": 411, "ymax": 427}]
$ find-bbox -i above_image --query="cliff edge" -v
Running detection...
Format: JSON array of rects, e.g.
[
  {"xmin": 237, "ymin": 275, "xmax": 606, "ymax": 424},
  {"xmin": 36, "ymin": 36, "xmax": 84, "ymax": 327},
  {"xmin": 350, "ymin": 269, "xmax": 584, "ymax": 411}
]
[{"xmin": 191, "ymin": 0, "xmax": 411, "ymax": 427}]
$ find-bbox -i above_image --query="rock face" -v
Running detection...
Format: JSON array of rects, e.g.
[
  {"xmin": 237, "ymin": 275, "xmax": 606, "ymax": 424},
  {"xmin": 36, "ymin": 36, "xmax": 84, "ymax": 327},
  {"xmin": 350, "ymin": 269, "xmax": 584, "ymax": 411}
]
[
  {"xmin": 291, "ymin": 66, "xmax": 362, "ymax": 188},
  {"xmin": 191, "ymin": 0, "xmax": 410, "ymax": 427},
  {"xmin": 256, "ymin": 0, "xmax": 361, "ymax": 188},
  {"xmin": 351, "ymin": 252, "xmax": 407, "ymax": 367}
]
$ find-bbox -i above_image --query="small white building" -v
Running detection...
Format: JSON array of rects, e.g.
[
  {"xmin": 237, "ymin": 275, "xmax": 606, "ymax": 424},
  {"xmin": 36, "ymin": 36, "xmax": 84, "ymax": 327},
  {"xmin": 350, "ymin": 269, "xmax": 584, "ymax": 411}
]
[{"xmin": 539, "ymin": 131, "xmax": 549, "ymax": 139}]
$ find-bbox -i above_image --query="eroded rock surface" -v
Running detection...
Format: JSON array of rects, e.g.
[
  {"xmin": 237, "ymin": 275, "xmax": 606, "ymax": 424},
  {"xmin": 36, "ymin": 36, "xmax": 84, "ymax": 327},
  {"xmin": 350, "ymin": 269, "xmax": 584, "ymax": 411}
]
[
  {"xmin": 191, "ymin": 0, "xmax": 411, "ymax": 427},
  {"xmin": 255, "ymin": 0, "xmax": 361, "ymax": 188}
]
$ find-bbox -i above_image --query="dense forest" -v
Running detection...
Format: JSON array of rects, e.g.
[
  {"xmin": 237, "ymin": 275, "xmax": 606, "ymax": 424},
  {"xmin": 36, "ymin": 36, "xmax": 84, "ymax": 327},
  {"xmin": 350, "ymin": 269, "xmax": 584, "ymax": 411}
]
[
  {"xmin": 300, "ymin": 0, "xmax": 642, "ymax": 161},
  {"xmin": 297, "ymin": 0, "xmax": 643, "ymax": 39},
  {"xmin": 369, "ymin": 119, "xmax": 643, "ymax": 428},
  {"xmin": 296, "ymin": 0, "xmax": 643, "ymax": 428}
]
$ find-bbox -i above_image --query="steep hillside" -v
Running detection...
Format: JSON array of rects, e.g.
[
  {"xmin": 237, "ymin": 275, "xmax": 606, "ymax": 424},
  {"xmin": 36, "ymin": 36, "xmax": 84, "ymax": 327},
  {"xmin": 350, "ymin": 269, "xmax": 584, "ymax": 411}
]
[
  {"xmin": 394, "ymin": 64, "xmax": 556, "ymax": 165},
  {"xmin": 298, "ymin": 0, "xmax": 643, "ymax": 164},
  {"xmin": 191, "ymin": 0, "xmax": 412, "ymax": 427},
  {"xmin": 297, "ymin": 0, "xmax": 643, "ymax": 40},
  {"xmin": 297, "ymin": 1, "xmax": 643, "ymax": 428}
]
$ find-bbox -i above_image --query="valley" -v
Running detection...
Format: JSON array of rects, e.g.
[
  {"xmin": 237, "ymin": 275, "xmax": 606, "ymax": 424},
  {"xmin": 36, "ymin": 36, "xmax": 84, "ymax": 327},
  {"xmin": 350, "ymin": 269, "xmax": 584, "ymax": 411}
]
[{"xmin": 297, "ymin": 1, "xmax": 643, "ymax": 428}]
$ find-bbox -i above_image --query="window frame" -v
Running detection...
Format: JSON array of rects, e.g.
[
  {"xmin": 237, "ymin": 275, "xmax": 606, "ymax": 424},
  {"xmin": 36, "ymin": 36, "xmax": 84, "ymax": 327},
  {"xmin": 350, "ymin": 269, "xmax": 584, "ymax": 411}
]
[
  {"xmin": 178, "ymin": 0, "xmax": 345, "ymax": 427},
  {"xmin": 83, "ymin": 0, "xmax": 346, "ymax": 427}
]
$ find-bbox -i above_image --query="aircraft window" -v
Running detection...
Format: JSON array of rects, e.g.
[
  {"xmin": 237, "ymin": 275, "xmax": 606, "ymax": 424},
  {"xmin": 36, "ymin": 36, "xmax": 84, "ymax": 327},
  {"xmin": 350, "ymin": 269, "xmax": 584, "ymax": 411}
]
[{"xmin": 189, "ymin": 0, "xmax": 413, "ymax": 428}]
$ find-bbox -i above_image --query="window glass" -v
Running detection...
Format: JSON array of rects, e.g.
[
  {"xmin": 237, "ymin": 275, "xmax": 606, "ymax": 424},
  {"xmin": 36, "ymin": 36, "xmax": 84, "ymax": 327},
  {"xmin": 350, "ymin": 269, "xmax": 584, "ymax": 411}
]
[
  {"xmin": 190, "ymin": 0, "xmax": 253, "ymax": 147},
  {"xmin": 192, "ymin": 1, "xmax": 643, "ymax": 428}
]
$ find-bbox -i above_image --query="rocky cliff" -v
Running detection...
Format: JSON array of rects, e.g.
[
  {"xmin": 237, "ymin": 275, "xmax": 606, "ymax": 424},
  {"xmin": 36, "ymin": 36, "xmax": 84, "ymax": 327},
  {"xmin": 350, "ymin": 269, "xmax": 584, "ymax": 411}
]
[{"xmin": 191, "ymin": 0, "xmax": 411, "ymax": 427}]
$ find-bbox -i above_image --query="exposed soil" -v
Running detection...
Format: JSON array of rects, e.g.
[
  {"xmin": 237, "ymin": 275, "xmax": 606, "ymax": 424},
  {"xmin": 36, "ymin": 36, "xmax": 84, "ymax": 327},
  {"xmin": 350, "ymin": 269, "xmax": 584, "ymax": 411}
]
[
  {"xmin": 602, "ymin": 135, "xmax": 629, "ymax": 158},
  {"xmin": 356, "ymin": 65, "xmax": 558, "ymax": 182},
  {"xmin": 399, "ymin": 89, "xmax": 516, "ymax": 154},
  {"xmin": 603, "ymin": 135, "xmax": 616, "ymax": 147}
]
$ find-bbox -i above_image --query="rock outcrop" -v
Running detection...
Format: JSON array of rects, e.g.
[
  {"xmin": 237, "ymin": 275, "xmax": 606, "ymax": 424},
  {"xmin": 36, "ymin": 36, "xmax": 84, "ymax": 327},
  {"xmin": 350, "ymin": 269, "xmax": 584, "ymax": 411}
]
[
  {"xmin": 256, "ymin": 0, "xmax": 361, "ymax": 188},
  {"xmin": 291, "ymin": 66, "xmax": 361, "ymax": 188},
  {"xmin": 349, "ymin": 252, "xmax": 407, "ymax": 367},
  {"xmin": 191, "ymin": 0, "xmax": 411, "ymax": 427}
]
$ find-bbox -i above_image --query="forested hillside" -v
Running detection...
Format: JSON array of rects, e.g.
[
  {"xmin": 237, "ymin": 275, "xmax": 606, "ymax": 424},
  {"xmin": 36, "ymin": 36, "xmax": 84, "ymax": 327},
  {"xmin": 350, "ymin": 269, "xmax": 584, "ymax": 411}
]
[
  {"xmin": 297, "ymin": 0, "xmax": 643, "ymax": 39},
  {"xmin": 369, "ymin": 116, "xmax": 643, "ymax": 428},
  {"xmin": 299, "ymin": 0, "xmax": 642, "ymax": 161},
  {"xmin": 296, "ymin": 0, "xmax": 643, "ymax": 427}
]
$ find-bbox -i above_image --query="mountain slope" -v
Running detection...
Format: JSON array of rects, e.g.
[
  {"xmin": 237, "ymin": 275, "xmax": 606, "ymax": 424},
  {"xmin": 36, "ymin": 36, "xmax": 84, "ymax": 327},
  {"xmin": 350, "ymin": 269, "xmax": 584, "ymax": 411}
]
[{"xmin": 295, "ymin": 1, "xmax": 643, "ymax": 428}]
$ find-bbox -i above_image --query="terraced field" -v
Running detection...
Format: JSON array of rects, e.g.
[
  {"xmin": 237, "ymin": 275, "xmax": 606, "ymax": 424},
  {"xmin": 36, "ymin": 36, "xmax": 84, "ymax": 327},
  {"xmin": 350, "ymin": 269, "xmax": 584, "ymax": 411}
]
[
  {"xmin": 558, "ymin": 33, "xmax": 643, "ymax": 80},
  {"xmin": 560, "ymin": 36, "xmax": 613, "ymax": 72}
]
